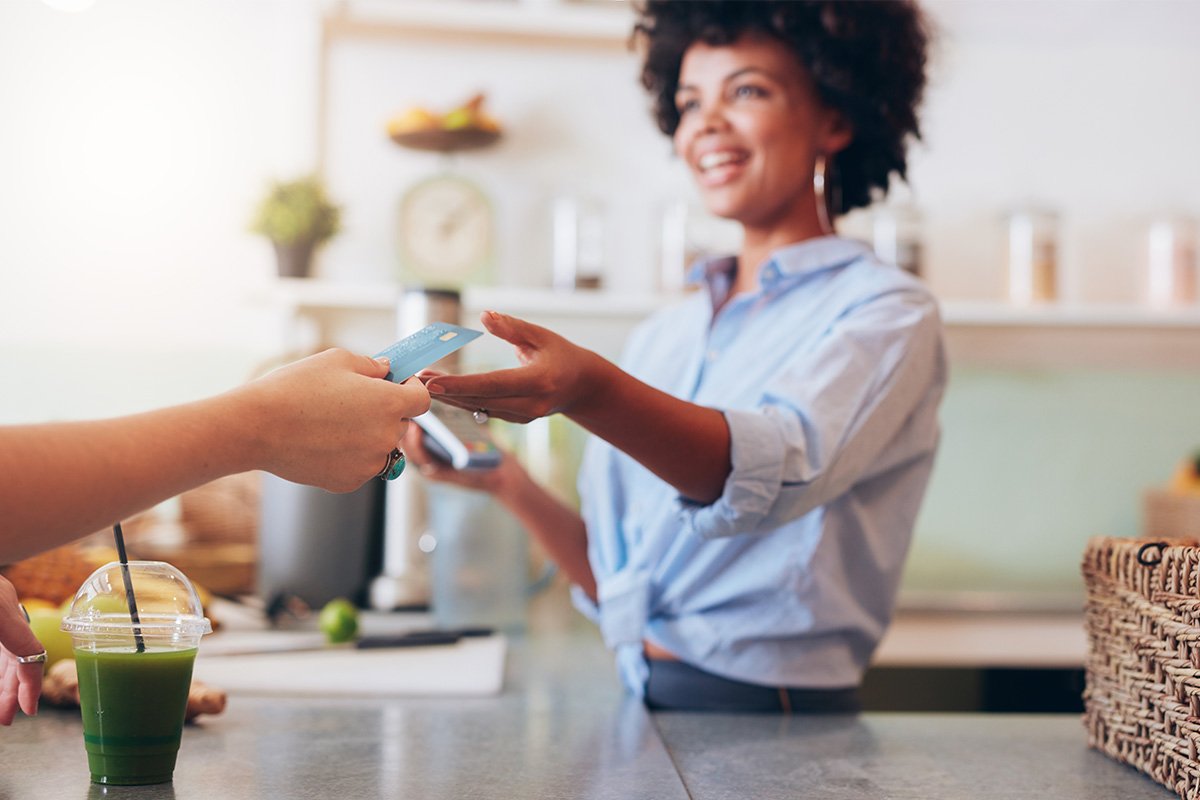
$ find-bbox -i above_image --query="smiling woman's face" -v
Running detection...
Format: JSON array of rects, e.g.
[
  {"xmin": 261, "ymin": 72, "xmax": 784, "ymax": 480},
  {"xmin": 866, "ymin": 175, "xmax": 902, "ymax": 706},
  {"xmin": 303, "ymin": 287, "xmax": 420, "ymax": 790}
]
[{"xmin": 672, "ymin": 34, "xmax": 849, "ymax": 233}]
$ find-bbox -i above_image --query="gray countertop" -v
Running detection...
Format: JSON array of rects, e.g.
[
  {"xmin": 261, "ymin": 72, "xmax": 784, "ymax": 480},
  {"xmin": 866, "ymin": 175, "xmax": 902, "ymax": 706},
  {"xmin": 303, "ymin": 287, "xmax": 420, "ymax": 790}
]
[
  {"xmin": 0, "ymin": 626, "xmax": 1176, "ymax": 799},
  {"xmin": 655, "ymin": 712, "xmax": 1175, "ymax": 800}
]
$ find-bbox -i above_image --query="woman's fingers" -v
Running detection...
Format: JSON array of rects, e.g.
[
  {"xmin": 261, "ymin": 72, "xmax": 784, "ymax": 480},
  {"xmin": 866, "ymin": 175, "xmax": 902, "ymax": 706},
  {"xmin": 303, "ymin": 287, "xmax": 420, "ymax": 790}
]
[
  {"xmin": 425, "ymin": 365, "xmax": 535, "ymax": 400},
  {"xmin": 425, "ymin": 394, "xmax": 537, "ymax": 425},
  {"xmin": 415, "ymin": 369, "xmax": 449, "ymax": 384},
  {"xmin": 480, "ymin": 310, "xmax": 544, "ymax": 348}
]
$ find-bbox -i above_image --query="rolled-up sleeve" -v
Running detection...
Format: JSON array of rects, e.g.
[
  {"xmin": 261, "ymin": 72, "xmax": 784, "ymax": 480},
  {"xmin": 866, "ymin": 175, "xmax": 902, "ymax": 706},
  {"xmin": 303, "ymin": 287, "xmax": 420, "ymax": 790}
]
[{"xmin": 679, "ymin": 287, "xmax": 945, "ymax": 540}]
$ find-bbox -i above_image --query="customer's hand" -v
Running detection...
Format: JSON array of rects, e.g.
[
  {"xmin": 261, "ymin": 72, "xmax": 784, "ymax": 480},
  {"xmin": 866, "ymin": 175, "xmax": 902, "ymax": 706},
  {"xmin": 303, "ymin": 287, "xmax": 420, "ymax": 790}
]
[
  {"xmin": 238, "ymin": 348, "xmax": 432, "ymax": 492},
  {"xmin": 423, "ymin": 312, "xmax": 612, "ymax": 424},
  {"xmin": 0, "ymin": 576, "xmax": 44, "ymax": 726}
]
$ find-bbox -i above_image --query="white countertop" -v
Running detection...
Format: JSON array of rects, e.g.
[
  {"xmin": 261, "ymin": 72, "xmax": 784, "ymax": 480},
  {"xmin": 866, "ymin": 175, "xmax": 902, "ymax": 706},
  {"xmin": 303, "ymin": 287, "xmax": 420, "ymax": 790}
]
[{"xmin": 874, "ymin": 610, "xmax": 1086, "ymax": 669}]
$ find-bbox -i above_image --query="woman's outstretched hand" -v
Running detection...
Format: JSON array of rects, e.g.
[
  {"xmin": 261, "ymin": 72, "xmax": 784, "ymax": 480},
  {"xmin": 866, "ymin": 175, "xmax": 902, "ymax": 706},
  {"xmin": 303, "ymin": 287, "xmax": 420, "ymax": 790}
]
[{"xmin": 422, "ymin": 311, "xmax": 613, "ymax": 424}]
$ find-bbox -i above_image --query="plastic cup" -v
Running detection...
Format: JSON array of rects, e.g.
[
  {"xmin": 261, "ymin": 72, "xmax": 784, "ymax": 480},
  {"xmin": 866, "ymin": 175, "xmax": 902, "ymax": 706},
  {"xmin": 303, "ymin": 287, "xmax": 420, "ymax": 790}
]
[{"xmin": 61, "ymin": 561, "xmax": 212, "ymax": 786}]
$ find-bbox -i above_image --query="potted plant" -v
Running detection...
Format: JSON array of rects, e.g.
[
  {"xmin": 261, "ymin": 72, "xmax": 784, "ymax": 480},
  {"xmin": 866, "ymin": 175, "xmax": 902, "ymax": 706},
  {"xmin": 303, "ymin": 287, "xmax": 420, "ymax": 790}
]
[{"xmin": 250, "ymin": 176, "xmax": 341, "ymax": 278}]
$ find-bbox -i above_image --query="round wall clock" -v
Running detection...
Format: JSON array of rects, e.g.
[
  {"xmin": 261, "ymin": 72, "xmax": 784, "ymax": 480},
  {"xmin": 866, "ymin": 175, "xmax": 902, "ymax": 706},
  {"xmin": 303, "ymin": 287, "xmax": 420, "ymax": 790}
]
[{"xmin": 396, "ymin": 173, "xmax": 494, "ymax": 289}]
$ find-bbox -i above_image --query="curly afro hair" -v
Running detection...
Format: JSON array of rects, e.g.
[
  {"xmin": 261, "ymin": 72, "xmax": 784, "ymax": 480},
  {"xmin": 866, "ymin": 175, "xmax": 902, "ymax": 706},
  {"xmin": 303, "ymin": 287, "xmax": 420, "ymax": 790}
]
[{"xmin": 633, "ymin": 1, "xmax": 930, "ymax": 216}]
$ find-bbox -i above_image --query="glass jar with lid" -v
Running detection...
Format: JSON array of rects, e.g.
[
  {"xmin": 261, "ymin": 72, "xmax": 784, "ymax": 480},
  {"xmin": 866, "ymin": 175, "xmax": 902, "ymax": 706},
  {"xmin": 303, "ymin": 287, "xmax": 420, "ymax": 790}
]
[
  {"xmin": 871, "ymin": 202, "xmax": 923, "ymax": 277},
  {"xmin": 1005, "ymin": 208, "xmax": 1059, "ymax": 305},
  {"xmin": 1145, "ymin": 216, "xmax": 1197, "ymax": 307}
]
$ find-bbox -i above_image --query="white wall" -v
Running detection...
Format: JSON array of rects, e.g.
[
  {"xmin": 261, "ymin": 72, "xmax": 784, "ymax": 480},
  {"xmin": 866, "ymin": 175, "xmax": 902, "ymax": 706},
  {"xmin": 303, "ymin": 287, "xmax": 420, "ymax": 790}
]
[
  {"xmin": 912, "ymin": 0, "xmax": 1200, "ymax": 304},
  {"xmin": 0, "ymin": 0, "xmax": 323, "ymax": 419},
  {"xmin": 320, "ymin": 30, "xmax": 691, "ymax": 294},
  {"xmin": 2, "ymin": 0, "xmax": 1199, "ymax": 423}
]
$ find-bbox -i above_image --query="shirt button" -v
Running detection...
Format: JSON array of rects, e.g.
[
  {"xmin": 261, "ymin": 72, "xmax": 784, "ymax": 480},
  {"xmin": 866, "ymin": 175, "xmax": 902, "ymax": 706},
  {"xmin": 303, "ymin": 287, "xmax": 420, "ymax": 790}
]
[{"xmin": 706, "ymin": 349, "xmax": 719, "ymax": 362}]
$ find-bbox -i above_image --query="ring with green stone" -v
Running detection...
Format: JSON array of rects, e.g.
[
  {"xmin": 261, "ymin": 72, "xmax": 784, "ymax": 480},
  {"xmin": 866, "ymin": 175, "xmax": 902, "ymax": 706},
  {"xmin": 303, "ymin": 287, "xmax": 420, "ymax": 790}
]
[{"xmin": 379, "ymin": 448, "xmax": 406, "ymax": 481}]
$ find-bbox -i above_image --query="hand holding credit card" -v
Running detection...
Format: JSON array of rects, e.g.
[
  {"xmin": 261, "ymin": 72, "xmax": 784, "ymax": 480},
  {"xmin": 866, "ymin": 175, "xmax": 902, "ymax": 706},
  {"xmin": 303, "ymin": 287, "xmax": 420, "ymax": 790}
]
[{"xmin": 374, "ymin": 322, "xmax": 482, "ymax": 383}]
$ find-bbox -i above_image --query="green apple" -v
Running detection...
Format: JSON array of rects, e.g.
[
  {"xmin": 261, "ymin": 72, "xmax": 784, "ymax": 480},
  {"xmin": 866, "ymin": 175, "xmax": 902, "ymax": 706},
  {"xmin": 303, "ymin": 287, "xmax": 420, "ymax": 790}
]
[
  {"xmin": 318, "ymin": 598, "xmax": 359, "ymax": 644},
  {"xmin": 441, "ymin": 107, "xmax": 476, "ymax": 131},
  {"xmin": 24, "ymin": 607, "xmax": 74, "ymax": 669}
]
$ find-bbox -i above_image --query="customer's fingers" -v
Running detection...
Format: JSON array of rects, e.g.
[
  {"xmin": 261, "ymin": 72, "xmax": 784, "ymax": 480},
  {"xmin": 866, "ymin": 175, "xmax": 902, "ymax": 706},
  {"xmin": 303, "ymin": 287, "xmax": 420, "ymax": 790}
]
[
  {"xmin": 0, "ymin": 652, "xmax": 17, "ymax": 726},
  {"xmin": 16, "ymin": 661, "xmax": 41, "ymax": 717}
]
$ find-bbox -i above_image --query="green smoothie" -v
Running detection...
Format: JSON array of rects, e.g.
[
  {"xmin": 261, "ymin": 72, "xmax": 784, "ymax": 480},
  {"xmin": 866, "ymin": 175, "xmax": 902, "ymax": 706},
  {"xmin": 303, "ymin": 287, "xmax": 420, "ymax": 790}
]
[{"xmin": 74, "ymin": 647, "xmax": 197, "ymax": 785}]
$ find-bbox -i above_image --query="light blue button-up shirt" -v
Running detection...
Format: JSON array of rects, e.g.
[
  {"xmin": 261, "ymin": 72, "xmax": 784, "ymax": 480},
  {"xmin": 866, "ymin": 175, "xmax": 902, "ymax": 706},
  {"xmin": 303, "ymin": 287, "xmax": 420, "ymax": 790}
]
[{"xmin": 571, "ymin": 236, "xmax": 946, "ymax": 696}]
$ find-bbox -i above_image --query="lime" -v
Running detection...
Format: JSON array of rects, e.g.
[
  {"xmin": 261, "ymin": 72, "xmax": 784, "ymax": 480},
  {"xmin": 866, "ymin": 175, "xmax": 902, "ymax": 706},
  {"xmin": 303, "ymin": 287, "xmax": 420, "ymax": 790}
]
[{"xmin": 318, "ymin": 598, "xmax": 359, "ymax": 644}]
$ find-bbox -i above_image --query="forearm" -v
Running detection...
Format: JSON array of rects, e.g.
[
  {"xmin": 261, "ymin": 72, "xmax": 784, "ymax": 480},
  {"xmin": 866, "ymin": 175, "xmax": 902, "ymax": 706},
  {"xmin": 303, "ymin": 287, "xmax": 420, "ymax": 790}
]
[
  {"xmin": 0, "ymin": 392, "xmax": 257, "ymax": 563},
  {"xmin": 492, "ymin": 461, "xmax": 596, "ymax": 602},
  {"xmin": 421, "ymin": 312, "xmax": 732, "ymax": 504},
  {"xmin": 569, "ymin": 357, "xmax": 731, "ymax": 504}
]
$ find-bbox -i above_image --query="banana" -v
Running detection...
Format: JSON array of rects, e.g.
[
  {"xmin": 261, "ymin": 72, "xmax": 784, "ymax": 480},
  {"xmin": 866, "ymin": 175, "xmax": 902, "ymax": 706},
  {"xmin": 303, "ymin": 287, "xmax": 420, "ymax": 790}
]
[{"xmin": 386, "ymin": 107, "xmax": 442, "ymax": 135}]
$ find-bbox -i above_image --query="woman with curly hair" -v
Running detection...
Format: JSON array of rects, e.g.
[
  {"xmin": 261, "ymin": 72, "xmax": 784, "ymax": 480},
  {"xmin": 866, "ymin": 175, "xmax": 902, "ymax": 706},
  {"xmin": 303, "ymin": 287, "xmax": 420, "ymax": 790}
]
[{"xmin": 412, "ymin": 0, "xmax": 945, "ymax": 713}]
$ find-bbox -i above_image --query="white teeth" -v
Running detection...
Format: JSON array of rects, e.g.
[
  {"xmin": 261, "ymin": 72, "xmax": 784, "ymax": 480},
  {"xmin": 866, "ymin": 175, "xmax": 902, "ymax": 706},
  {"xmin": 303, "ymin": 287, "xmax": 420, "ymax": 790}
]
[{"xmin": 698, "ymin": 151, "xmax": 746, "ymax": 171}]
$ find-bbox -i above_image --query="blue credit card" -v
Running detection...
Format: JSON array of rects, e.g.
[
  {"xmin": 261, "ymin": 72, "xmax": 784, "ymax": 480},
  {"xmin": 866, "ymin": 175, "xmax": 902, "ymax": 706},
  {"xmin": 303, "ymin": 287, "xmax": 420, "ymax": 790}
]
[{"xmin": 374, "ymin": 323, "xmax": 482, "ymax": 383}]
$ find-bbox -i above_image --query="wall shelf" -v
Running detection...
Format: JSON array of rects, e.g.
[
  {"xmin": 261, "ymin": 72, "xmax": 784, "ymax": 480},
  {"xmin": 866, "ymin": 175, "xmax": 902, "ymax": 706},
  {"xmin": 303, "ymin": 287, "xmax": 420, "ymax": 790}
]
[
  {"xmin": 941, "ymin": 301, "xmax": 1200, "ymax": 329},
  {"xmin": 262, "ymin": 279, "xmax": 1200, "ymax": 370},
  {"xmin": 324, "ymin": 0, "xmax": 633, "ymax": 49},
  {"xmin": 267, "ymin": 278, "xmax": 666, "ymax": 319},
  {"xmin": 939, "ymin": 302, "xmax": 1200, "ymax": 370},
  {"xmin": 268, "ymin": 279, "xmax": 1200, "ymax": 327}
]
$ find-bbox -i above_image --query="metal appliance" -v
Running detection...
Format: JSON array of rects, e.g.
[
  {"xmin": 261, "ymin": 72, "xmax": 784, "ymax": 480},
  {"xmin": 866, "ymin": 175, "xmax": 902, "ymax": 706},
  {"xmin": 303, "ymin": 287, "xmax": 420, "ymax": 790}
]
[
  {"xmin": 257, "ymin": 475, "xmax": 382, "ymax": 613},
  {"xmin": 369, "ymin": 287, "xmax": 464, "ymax": 610}
]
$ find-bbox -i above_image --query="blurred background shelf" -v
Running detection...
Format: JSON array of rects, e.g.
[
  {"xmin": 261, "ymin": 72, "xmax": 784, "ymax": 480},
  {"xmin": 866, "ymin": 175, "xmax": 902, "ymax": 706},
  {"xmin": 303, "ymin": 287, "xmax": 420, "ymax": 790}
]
[
  {"xmin": 269, "ymin": 278, "xmax": 1200, "ymax": 328},
  {"xmin": 324, "ymin": 0, "xmax": 633, "ymax": 48},
  {"xmin": 942, "ymin": 301, "xmax": 1200, "ymax": 328},
  {"xmin": 267, "ymin": 278, "xmax": 665, "ymax": 319},
  {"xmin": 940, "ymin": 302, "xmax": 1200, "ymax": 369},
  {"xmin": 263, "ymin": 279, "xmax": 1200, "ymax": 370}
]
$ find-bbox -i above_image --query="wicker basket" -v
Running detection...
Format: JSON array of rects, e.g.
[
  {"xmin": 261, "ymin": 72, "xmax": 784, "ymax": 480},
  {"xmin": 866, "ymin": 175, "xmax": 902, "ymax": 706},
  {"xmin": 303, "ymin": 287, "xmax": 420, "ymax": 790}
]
[{"xmin": 1083, "ymin": 536, "xmax": 1200, "ymax": 799}]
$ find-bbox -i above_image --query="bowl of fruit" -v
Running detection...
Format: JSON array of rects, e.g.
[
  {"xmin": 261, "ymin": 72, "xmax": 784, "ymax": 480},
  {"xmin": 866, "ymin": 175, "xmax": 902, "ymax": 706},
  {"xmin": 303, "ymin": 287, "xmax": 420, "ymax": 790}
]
[{"xmin": 387, "ymin": 92, "xmax": 502, "ymax": 153}]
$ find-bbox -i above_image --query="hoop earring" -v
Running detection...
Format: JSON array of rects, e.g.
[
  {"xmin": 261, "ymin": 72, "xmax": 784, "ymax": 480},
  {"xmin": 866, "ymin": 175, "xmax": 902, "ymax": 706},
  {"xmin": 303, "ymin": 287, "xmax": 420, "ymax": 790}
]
[{"xmin": 813, "ymin": 155, "xmax": 832, "ymax": 235}]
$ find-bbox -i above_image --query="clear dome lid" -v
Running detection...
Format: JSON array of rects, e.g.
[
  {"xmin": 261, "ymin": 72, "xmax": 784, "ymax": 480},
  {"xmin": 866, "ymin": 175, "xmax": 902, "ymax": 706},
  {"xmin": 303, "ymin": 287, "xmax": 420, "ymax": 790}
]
[{"xmin": 61, "ymin": 561, "xmax": 212, "ymax": 639}]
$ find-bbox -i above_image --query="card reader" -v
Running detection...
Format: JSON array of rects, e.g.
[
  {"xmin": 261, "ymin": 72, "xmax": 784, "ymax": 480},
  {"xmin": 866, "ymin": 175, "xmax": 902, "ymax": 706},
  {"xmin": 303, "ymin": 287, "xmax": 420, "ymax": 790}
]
[{"xmin": 415, "ymin": 404, "xmax": 502, "ymax": 470}]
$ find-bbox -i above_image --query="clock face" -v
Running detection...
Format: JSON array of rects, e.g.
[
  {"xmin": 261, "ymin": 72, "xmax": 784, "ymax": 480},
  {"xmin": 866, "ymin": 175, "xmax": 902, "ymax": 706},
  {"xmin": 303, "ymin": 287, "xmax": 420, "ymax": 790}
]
[{"xmin": 397, "ymin": 174, "xmax": 494, "ymax": 287}]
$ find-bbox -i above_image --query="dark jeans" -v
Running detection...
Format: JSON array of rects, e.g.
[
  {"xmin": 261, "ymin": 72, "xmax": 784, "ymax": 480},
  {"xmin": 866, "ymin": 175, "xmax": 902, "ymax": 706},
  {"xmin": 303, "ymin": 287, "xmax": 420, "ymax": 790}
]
[{"xmin": 644, "ymin": 657, "xmax": 861, "ymax": 713}]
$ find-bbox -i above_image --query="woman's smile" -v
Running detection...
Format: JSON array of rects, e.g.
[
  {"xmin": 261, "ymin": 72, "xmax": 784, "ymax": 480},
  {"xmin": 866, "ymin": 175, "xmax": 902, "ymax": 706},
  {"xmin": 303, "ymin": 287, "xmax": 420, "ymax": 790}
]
[{"xmin": 695, "ymin": 147, "xmax": 752, "ymax": 187}]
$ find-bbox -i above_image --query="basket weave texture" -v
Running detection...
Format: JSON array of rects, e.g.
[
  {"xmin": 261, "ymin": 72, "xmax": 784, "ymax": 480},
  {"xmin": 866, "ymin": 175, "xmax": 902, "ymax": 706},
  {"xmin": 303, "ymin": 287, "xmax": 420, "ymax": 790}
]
[{"xmin": 1083, "ymin": 536, "xmax": 1200, "ymax": 799}]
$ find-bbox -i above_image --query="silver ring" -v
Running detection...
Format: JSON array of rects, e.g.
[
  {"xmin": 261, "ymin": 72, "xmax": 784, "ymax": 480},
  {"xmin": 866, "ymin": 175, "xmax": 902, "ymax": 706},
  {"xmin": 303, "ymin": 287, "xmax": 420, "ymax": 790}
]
[
  {"xmin": 473, "ymin": 409, "xmax": 489, "ymax": 424},
  {"xmin": 15, "ymin": 651, "xmax": 47, "ymax": 665}
]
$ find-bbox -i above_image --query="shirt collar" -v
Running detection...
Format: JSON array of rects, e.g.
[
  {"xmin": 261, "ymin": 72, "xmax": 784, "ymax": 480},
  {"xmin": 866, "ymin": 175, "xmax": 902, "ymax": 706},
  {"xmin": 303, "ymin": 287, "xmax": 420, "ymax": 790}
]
[{"xmin": 686, "ymin": 235, "xmax": 874, "ymax": 304}]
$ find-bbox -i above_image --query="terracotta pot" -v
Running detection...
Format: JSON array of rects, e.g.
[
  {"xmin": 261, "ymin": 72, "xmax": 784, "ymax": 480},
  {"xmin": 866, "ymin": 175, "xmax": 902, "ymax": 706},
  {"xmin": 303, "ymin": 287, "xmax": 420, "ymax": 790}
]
[{"xmin": 272, "ymin": 239, "xmax": 316, "ymax": 278}]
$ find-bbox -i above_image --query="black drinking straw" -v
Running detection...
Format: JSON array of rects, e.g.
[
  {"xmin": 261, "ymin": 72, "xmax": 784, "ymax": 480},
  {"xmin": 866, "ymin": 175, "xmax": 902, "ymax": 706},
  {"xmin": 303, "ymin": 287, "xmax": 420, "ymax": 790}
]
[{"xmin": 113, "ymin": 522, "xmax": 145, "ymax": 653}]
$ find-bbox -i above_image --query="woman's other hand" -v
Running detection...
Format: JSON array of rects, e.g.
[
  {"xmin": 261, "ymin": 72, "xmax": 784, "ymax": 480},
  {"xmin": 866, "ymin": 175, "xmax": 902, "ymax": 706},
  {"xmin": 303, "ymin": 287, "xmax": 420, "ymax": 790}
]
[
  {"xmin": 240, "ymin": 348, "xmax": 431, "ymax": 492},
  {"xmin": 0, "ymin": 576, "xmax": 44, "ymax": 726},
  {"xmin": 401, "ymin": 420, "xmax": 520, "ymax": 498},
  {"xmin": 423, "ymin": 311, "xmax": 615, "ymax": 424}
]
